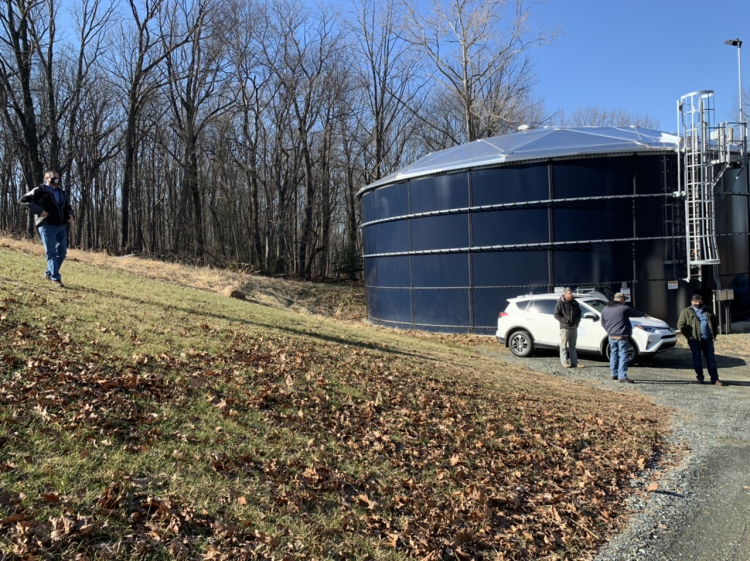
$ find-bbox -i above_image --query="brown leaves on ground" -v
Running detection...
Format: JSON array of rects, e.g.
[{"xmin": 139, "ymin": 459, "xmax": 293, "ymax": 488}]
[
  {"xmin": 224, "ymin": 338, "xmax": 663, "ymax": 559},
  {"xmin": 0, "ymin": 309, "xmax": 667, "ymax": 559}
]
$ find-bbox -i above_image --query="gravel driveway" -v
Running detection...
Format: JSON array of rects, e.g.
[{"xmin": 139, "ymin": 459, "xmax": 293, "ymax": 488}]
[{"xmin": 485, "ymin": 337, "xmax": 750, "ymax": 560}]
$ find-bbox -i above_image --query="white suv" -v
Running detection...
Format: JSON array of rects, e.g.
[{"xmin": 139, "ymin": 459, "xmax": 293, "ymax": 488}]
[{"xmin": 496, "ymin": 293, "xmax": 677, "ymax": 364}]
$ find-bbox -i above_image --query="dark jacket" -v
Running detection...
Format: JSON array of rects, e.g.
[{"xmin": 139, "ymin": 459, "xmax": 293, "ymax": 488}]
[
  {"xmin": 600, "ymin": 301, "xmax": 646, "ymax": 338},
  {"xmin": 554, "ymin": 296, "xmax": 581, "ymax": 328},
  {"xmin": 19, "ymin": 183, "xmax": 74, "ymax": 227},
  {"xmin": 677, "ymin": 305, "xmax": 718, "ymax": 340}
]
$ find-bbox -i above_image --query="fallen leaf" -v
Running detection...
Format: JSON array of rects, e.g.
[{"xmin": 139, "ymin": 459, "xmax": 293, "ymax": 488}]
[{"xmin": 0, "ymin": 513, "xmax": 26, "ymax": 525}]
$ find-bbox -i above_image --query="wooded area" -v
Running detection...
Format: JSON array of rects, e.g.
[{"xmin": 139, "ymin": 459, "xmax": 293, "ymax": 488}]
[{"xmin": 0, "ymin": 0, "xmax": 552, "ymax": 279}]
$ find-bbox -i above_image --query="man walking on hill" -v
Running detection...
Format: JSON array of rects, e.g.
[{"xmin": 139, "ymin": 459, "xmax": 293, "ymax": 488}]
[
  {"xmin": 554, "ymin": 288, "xmax": 583, "ymax": 368},
  {"xmin": 677, "ymin": 294, "xmax": 724, "ymax": 385},
  {"xmin": 601, "ymin": 293, "xmax": 648, "ymax": 383},
  {"xmin": 20, "ymin": 171, "xmax": 75, "ymax": 287}
]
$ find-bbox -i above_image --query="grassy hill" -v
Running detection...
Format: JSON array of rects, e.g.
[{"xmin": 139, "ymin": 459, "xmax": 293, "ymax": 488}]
[{"xmin": 0, "ymin": 237, "xmax": 668, "ymax": 560}]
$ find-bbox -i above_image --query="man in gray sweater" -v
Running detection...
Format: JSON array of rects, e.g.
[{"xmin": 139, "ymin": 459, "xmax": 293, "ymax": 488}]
[
  {"xmin": 600, "ymin": 293, "xmax": 648, "ymax": 383},
  {"xmin": 553, "ymin": 288, "xmax": 582, "ymax": 368}
]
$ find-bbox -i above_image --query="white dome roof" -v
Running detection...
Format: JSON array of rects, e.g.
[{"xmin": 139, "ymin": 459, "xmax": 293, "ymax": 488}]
[{"xmin": 359, "ymin": 126, "xmax": 680, "ymax": 195}]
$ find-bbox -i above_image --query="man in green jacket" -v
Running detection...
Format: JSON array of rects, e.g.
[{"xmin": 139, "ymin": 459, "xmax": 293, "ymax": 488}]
[{"xmin": 676, "ymin": 294, "xmax": 723, "ymax": 385}]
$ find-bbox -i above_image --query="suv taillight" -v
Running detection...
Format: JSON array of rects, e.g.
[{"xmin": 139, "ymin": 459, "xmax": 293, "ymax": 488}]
[{"xmin": 498, "ymin": 312, "xmax": 509, "ymax": 318}]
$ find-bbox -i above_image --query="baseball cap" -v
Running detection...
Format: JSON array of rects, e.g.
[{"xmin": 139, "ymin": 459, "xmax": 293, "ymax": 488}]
[
  {"xmin": 613, "ymin": 292, "xmax": 626, "ymax": 301},
  {"xmin": 691, "ymin": 294, "xmax": 703, "ymax": 301}
]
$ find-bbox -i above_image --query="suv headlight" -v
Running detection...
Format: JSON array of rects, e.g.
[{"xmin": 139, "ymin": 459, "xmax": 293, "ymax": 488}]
[{"xmin": 634, "ymin": 325, "xmax": 659, "ymax": 333}]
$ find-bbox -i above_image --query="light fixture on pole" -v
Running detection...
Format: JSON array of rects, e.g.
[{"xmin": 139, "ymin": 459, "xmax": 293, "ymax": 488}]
[{"xmin": 725, "ymin": 38, "xmax": 743, "ymax": 125}]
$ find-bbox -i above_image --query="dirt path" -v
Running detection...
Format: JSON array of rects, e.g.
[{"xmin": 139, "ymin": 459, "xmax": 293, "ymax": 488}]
[{"xmin": 485, "ymin": 340, "xmax": 750, "ymax": 560}]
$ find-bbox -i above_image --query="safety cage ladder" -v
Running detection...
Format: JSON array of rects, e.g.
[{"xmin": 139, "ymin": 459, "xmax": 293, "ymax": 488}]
[{"xmin": 677, "ymin": 90, "xmax": 747, "ymax": 281}]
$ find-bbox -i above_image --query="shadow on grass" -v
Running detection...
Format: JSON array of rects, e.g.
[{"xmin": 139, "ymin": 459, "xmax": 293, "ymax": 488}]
[
  {"xmin": 72, "ymin": 284, "xmax": 437, "ymax": 362},
  {"xmin": 63, "ymin": 283, "xmax": 750, "ymax": 373}
]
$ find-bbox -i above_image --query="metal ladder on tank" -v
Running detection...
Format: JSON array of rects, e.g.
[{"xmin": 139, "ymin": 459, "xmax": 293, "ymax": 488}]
[{"xmin": 677, "ymin": 90, "xmax": 747, "ymax": 282}]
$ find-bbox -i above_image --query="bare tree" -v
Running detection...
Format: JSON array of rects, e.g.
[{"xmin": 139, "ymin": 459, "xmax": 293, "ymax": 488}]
[
  {"xmin": 224, "ymin": 0, "xmax": 270, "ymax": 270},
  {"xmin": 108, "ymin": 0, "xmax": 189, "ymax": 252},
  {"xmin": 404, "ymin": 0, "xmax": 555, "ymax": 145},
  {"xmin": 69, "ymin": 75, "xmax": 121, "ymax": 249},
  {"xmin": 162, "ymin": 0, "xmax": 232, "ymax": 257},
  {"xmin": 28, "ymin": 0, "xmax": 64, "ymax": 171},
  {"xmin": 261, "ymin": 0, "xmax": 347, "ymax": 279},
  {"xmin": 59, "ymin": 0, "xmax": 119, "ymax": 247},
  {"xmin": 0, "ymin": 0, "xmax": 48, "ymax": 220},
  {"xmin": 347, "ymin": 0, "xmax": 423, "ymax": 183},
  {"xmin": 0, "ymin": 122, "xmax": 26, "ymax": 232},
  {"xmin": 561, "ymin": 104, "xmax": 661, "ymax": 129},
  {"xmin": 727, "ymin": 87, "xmax": 750, "ymax": 126},
  {"xmin": 338, "ymin": 113, "xmax": 365, "ymax": 266},
  {"xmin": 0, "ymin": 0, "xmax": 567, "ymax": 281}
]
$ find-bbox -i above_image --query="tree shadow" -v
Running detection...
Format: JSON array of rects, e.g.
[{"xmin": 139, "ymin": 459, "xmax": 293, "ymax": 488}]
[
  {"xmin": 638, "ymin": 348, "xmax": 747, "ymax": 370},
  {"xmin": 632, "ymin": 379, "xmax": 702, "ymax": 385},
  {"xmin": 506, "ymin": 346, "xmax": 747, "ymax": 370},
  {"xmin": 72, "ymin": 284, "xmax": 435, "ymax": 362},
  {"xmin": 633, "ymin": 379, "xmax": 750, "ymax": 386},
  {"xmin": 652, "ymin": 489, "xmax": 685, "ymax": 498}
]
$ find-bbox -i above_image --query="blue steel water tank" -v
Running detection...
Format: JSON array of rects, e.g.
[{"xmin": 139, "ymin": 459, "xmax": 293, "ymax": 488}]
[{"xmin": 358, "ymin": 126, "xmax": 750, "ymax": 333}]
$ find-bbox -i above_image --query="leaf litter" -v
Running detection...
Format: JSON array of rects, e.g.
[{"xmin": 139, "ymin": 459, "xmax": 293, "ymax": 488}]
[{"xmin": 0, "ymin": 246, "xmax": 670, "ymax": 559}]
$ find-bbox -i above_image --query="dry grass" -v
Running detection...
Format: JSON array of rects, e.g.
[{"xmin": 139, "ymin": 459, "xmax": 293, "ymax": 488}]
[
  {"xmin": 0, "ymin": 236, "xmax": 674, "ymax": 559},
  {"xmin": 0, "ymin": 236, "xmax": 367, "ymax": 321}
]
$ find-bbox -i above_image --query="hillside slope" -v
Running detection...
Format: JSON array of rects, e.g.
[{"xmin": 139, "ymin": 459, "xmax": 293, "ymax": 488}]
[
  {"xmin": 0, "ymin": 237, "xmax": 367, "ymax": 321},
  {"xmin": 0, "ymin": 238, "xmax": 668, "ymax": 559}
]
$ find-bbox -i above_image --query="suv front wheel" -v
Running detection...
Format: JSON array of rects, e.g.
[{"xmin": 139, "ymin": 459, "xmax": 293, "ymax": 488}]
[{"xmin": 509, "ymin": 329, "xmax": 534, "ymax": 357}]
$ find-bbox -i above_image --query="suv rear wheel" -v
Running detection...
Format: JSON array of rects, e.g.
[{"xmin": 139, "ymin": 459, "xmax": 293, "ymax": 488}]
[{"xmin": 509, "ymin": 329, "xmax": 534, "ymax": 357}]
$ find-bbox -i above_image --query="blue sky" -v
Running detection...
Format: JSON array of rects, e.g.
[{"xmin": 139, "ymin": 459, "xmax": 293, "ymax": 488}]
[{"xmin": 532, "ymin": 0, "xmax": 750, "ymax": 132}]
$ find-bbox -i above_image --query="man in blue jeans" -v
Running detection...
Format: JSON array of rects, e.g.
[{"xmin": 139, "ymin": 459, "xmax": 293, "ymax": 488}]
[
  {"xmin": 677, "ymin": 294, "xmax": 724, "ymax": 385},
  {"xmin": 20, "ymin": 171, "xmax": 75, "ymax": 287},
  {"xmin": 601, "ymin": 292, "xmax": 649, "ymax": 383}
]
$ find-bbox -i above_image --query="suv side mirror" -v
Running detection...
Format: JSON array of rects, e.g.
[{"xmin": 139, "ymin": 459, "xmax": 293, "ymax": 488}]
[{"xmin": 583, "ymin": 312, "xmax": 598, "ymax": 321}]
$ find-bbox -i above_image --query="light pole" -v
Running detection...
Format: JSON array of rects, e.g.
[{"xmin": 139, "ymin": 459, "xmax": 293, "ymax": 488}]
[{"xmin": 725, "ymin": 38, "xmax": 743, "ymax": 125}]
